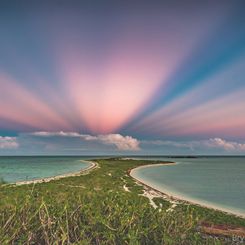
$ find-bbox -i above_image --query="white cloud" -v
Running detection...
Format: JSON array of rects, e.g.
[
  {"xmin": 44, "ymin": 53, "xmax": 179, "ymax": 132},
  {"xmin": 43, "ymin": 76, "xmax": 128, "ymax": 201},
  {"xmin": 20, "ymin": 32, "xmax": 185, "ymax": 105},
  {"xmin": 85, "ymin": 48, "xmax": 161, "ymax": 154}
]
[
  {"xmin": 30, "ymin": 131, "xmax": 140, "ymax": 151},
  {"xmin": 206, "ymin": 138, "xmax": 245, "ymax": 151},
  {"xmin": 9, "ymin": 132, "xmax": 245, "ymax": 154},
  {"xmin": 31, "ymin": 131, "xmax": 82, "ymax": 137},
  {"xmin": 97, "ymin": 134, "xmax": 140, "ymax": 151},
  {"xmin": 0, "ymin": 136, "xmax": 19, "ymax": 149},
  {"xmin": 30, "ymin": 131, "xmax": 98, "ymax": 140}
]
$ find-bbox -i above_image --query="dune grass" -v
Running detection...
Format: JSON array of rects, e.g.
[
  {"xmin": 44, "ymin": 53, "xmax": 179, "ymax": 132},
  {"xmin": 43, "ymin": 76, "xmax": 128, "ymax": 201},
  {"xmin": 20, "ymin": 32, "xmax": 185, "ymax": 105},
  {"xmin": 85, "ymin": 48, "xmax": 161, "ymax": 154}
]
[{"xmin": 0, "ymin": 158, "xmax": 244, "ymax": 244}]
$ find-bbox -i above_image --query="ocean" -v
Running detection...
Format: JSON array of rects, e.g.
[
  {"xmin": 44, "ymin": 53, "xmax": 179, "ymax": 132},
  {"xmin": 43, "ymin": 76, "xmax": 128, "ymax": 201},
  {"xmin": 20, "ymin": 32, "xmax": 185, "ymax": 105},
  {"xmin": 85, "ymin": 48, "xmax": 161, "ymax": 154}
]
[
  {"xmin": 0, "ymin": 156, "xmax": 94, "ymax": 183},
  {"xmin": 131, "ymin": 156, "xmax": 245, "ymax": 217}
]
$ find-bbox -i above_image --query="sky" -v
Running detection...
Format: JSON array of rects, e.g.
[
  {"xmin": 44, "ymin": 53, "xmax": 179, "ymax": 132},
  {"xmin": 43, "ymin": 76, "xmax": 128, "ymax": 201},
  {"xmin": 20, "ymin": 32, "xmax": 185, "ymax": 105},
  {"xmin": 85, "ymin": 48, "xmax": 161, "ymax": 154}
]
[{"xmin": 0, "ymin": 0, "xmax": 245, "ymax": 155}]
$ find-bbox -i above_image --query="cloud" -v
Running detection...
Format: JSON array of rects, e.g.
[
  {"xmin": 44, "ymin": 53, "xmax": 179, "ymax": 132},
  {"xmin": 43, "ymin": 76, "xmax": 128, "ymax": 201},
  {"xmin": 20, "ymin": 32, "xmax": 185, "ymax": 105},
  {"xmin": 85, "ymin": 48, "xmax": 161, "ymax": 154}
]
[
  {"xmin": 30, "ymin": 131, "xmax": 140, "ymax": 151},
  {"xmin": 206, "ymin": 138, "xmax": 245, "ymax": 151},
  {"xmin": 96, "ymin": 134, "xmax": 140, "ymax": 151},
  {"xmin": 1, "ymin": 133, "xmax": 243, "ymax": 154},
  {"xmin": 31, "ymin": 131, "xmax": 78, "ymax": 137},
  {"xmin": 0, "ymin": 136, "xmax": 19, "ymax": 149}
]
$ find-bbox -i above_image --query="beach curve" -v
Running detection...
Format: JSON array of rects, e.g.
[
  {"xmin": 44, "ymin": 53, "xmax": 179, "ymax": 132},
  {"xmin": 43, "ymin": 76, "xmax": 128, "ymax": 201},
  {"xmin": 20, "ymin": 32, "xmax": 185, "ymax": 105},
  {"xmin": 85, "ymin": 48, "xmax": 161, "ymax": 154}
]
[
  {"xmin": 129, "ymin": 162, "xmax": 245, "ymax": 219},
  {"xmin": 12, "ymin": 160, "xmax": 98, "ymax": 186}
]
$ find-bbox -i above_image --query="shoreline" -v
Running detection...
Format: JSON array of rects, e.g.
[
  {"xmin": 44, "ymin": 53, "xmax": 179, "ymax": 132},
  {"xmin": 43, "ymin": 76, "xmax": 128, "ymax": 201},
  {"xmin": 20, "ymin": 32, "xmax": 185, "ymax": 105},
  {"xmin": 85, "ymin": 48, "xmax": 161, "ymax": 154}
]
[
  {"xmin": 12, "ymin": 160, "xmax": 97, "ymax": 186},
  {"xmin": 5, "ymin": 159, "xmax": 244, "ymax": 218},
  {"xmin": 129, "ymin": 162, "xmax": 245, "ymax": 219}
]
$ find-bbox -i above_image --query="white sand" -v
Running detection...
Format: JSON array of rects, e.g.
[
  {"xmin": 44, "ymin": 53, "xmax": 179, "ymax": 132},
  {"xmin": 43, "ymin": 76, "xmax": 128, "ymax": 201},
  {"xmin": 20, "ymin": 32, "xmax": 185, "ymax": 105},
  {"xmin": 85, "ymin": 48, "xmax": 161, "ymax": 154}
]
[{"xmin": 123, "ymin": 184, "xmax": 130, "ymax": 192}]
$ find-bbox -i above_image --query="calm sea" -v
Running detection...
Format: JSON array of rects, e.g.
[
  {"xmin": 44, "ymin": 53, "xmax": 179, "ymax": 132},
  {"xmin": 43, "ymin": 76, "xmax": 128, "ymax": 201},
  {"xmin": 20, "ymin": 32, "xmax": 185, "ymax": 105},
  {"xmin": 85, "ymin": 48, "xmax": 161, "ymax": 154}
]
[
  {"xmin": 131, "ymin": 156, "xmax": 245, "ymax": 217},
  {"xmin": 0, "ymin": 156, "xmax": 94, "ymax": 183}
]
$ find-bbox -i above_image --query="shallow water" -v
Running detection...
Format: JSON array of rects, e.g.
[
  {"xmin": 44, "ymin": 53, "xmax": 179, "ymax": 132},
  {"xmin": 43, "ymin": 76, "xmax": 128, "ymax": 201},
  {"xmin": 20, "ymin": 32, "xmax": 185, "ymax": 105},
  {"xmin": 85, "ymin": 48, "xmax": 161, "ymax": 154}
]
[
  {"xmin": 0, "ymin": 156, "xmax": 93, "ymax": 183},
  {"xmin": 131, "ymin": 157, "xmax": 245, "ymax": 216}
]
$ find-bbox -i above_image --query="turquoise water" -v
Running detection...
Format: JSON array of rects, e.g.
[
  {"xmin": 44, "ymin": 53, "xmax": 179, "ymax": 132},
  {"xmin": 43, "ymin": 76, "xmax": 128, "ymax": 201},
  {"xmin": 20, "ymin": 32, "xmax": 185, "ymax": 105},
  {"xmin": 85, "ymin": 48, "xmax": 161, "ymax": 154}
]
[
  {"xmin": 131, "ymin": 157, "xmax": 245, "ymax": 216},
  {"xmin": 0, "ymin": 156, "xmax": 93, "ymax": 183}
]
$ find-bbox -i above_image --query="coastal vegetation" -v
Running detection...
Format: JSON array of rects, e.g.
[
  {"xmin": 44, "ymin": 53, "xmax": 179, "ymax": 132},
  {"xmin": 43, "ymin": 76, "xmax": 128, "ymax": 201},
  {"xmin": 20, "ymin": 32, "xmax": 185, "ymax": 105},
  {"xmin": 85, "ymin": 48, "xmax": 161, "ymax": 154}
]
[{"xmin": 0, "ymin": 158, "xmax": 244, "ymax": 244}]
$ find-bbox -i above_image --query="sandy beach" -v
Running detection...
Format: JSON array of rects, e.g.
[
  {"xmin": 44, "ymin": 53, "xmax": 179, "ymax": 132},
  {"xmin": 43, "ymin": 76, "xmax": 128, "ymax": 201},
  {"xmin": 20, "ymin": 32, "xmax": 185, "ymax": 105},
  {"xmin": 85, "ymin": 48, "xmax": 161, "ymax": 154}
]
[
  {"xmin": 13, "ymin": 160, "xmax": 98, "ymax": 186},
  {"xmin": 129, "ymin": 162, "xmax": 245, "ymax": 219}
]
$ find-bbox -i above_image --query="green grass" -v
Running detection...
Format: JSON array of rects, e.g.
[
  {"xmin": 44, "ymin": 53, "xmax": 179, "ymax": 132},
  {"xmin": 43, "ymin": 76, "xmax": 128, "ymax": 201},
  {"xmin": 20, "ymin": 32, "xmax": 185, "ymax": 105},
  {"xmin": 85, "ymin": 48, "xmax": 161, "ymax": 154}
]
[{"xmin": 0, "ymin": 158, "xmax": 244, "ymax": 244}]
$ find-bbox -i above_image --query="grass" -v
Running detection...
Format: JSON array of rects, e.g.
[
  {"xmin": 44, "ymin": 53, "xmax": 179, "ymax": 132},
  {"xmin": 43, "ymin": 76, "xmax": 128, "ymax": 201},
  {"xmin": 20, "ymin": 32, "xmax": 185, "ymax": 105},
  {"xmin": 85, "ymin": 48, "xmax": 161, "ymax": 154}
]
[{"xmin": 0, "ymin": 158, "xmax": 244, "ymax": 244}]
